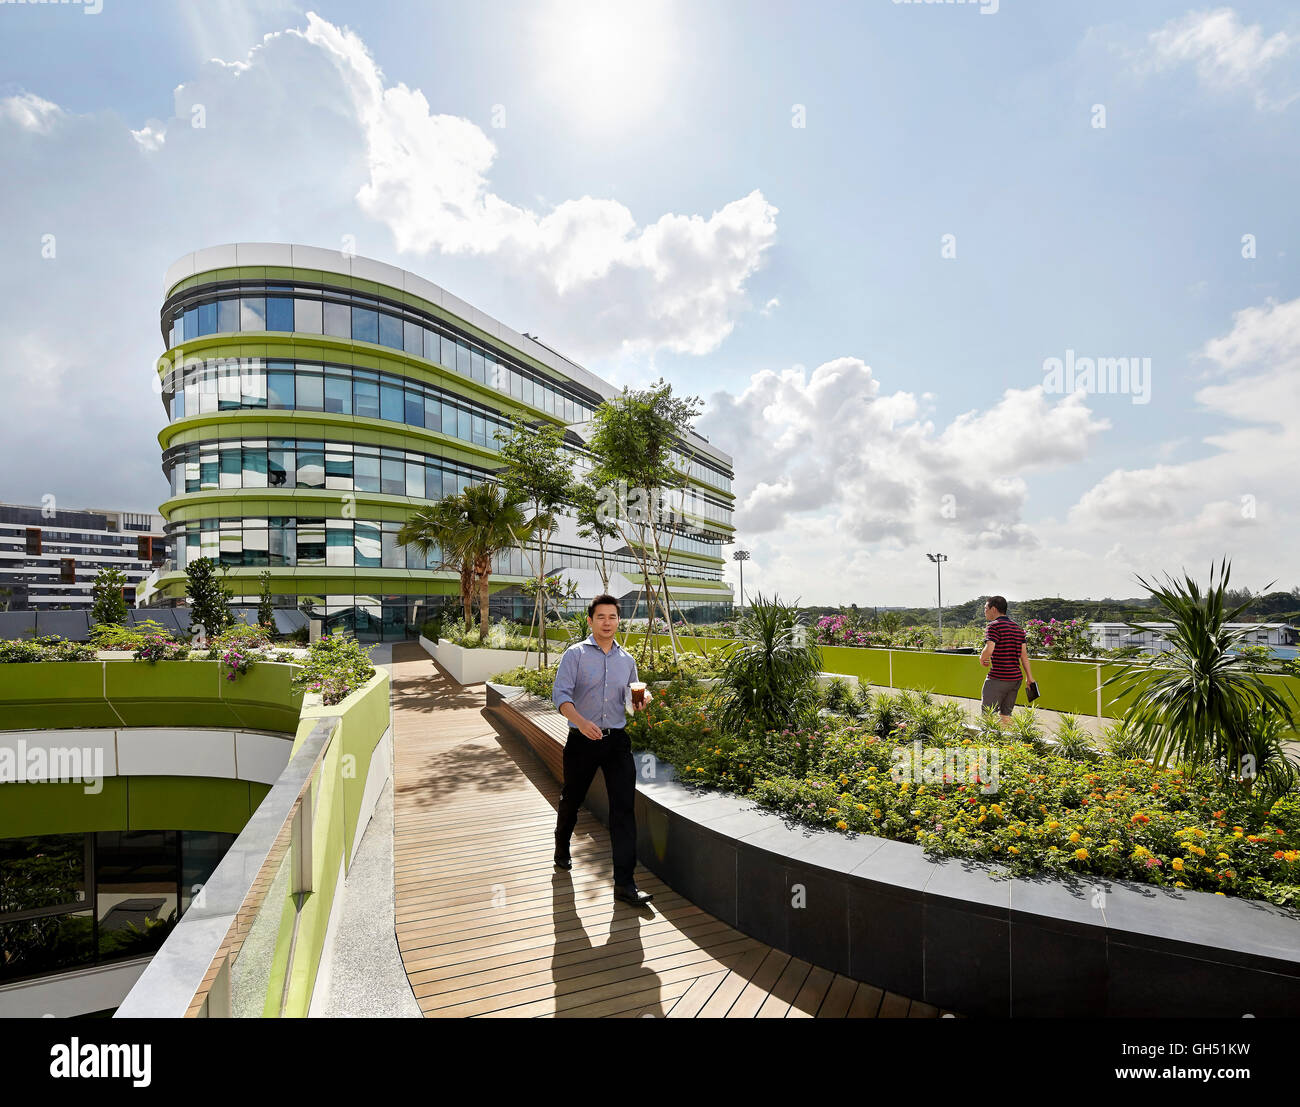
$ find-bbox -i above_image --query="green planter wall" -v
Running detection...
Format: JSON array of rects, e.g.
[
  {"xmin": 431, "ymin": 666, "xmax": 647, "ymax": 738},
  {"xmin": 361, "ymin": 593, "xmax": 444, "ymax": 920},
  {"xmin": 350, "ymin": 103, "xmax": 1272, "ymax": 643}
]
[{"xmin": 0, "ymin": 660, "xmax": 303, "ymax": 732}]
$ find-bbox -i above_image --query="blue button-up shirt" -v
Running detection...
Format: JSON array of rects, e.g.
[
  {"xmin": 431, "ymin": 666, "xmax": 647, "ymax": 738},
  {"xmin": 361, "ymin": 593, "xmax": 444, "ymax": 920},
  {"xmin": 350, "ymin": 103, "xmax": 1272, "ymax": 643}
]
[{"xmin": 552, "ymin": 634, "xmax": 640, "ymax": 730}]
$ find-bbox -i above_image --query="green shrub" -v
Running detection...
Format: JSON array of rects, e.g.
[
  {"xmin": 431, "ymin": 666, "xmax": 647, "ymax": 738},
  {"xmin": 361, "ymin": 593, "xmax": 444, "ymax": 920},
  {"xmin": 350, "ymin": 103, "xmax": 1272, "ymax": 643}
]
[
  {"xmin": 1052, "ymin": 714, "xmax": 1099, "ymax": 763},
  {"xmin": 821, "ymin": 677, "xmax": 857, "ymax": 716},
  {"xmin": 488, "ymin": 664, "xmax": 556, "ymax": 699},
  {"xmin": 622, "ymin": 683, "xmax": 1300, "ymax": 908},
  {"xmin": 89, "ymin": 621, "xmax": 173, "ymax": 652},
  {"xmin": 709, "ymin": 594, "xmax": 822, "ymax": 740},
  {"xmin": 0, "ymin": 635, "xmax": 94, "ymax": 663},
  {"xmin": 292, "ymin": 630, "xmax": 376, "ymax": 706},
  {"xmin": 853, "ymin": 682, "xmax": 874, "ymax": 718}
]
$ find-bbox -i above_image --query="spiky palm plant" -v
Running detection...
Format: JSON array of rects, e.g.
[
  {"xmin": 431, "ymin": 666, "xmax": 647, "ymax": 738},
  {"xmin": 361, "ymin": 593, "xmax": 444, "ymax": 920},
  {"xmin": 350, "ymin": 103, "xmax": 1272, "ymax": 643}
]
[
  {"xmin": 708, "ymin": 593, "xmax": 822, "ymax": 740},
  {"xmin": 1102, "ymin": 560, "xmax": 1297, "ymax": 794},
  {"xmin": 1051, "ymin": 713, "xmax": 1099, "ymax": 763}
]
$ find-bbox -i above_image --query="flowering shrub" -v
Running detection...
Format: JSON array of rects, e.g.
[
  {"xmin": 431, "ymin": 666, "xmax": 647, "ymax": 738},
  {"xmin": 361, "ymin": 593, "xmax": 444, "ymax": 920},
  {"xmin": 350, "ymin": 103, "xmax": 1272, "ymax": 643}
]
[
  {"xmin": 219, "ymin": 646, "xmax": 259, "ymax": 681},
  {"xmin": 0, "ymin": 635, "xmax": 95, "ymax": 663},
  {"xmin": 291, "ymin": 630, "xmax": 376, "ymax": 706},
  {"xmin": 622, "ymin": 684, "xmax": 1300, "ymax": 908},
  {"xmin": 134, "ymin": 632, "xmax": 190, "ymax": 663},
  {"xmin": 814, "ymin": 615, "xmax": 883, "ymax": 648},
  {"xmin": 1025, "ymin": 618, "xmax": 1095, "ymax": 660},
  {"xmin": 813, "ymin": 617, "xmax": 940, "ymax": 651}
]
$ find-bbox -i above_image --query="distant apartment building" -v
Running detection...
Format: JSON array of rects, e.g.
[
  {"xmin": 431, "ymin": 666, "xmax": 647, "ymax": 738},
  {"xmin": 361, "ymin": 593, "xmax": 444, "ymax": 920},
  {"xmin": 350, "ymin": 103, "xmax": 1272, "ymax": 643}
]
[
  {"xmin": 0, "ymin": 503, "xmax": 167, "ymax": 611},
  {"xmin": 1089, "ymin": 621, "xmax": 1298, "ymax": 655}
]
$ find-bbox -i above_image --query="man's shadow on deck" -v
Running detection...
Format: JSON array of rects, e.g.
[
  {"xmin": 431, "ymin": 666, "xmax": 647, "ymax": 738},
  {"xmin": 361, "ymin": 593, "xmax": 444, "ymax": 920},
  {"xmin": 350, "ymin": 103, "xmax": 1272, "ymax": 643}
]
[{"xmin": 550, "ymin": 872, "xmax": 664, "ymax": 1018}]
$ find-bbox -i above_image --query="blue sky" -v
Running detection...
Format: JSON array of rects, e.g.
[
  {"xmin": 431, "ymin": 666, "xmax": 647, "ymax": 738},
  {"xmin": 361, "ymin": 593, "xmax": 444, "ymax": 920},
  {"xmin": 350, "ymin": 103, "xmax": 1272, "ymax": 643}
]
[{"xmin": 2, "ymin": 1, "xmax": 1298, "ymax": 605}]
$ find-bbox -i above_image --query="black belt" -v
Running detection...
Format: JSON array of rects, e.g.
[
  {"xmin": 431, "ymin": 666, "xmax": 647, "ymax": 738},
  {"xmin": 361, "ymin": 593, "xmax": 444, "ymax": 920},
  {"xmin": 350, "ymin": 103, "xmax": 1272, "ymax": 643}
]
[{"xmin": 570, "ymin": 726, "xmax": 626, "ymax": 737}]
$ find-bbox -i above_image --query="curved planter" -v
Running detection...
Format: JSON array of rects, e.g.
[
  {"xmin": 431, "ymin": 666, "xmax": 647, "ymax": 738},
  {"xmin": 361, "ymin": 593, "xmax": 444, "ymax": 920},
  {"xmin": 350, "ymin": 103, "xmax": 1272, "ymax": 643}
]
[{"xmin": 489, "ymin": 688, "xmax": 1300, "ymax": 1018}]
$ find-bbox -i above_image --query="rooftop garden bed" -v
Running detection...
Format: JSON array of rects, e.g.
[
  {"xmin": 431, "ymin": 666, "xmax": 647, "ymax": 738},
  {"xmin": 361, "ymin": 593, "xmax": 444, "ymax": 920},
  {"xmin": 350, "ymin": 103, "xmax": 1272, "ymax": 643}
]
[{"xmin": 623, "ymin": 681, "xmax": 1300, "ymax": 909}]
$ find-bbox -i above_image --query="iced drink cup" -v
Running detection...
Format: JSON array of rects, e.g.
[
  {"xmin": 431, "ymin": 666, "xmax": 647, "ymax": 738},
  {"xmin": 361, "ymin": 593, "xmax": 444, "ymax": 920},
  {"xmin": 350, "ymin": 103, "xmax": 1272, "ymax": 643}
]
[{"xmin": 630, "ymin": 681, "xmax": 647, "ymax": 708}]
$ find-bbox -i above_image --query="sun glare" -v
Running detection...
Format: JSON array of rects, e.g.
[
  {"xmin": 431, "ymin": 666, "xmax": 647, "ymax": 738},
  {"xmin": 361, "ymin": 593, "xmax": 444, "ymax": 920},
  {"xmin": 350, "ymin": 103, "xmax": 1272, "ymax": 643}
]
[{"xmin": 534, "ymin": 0, "xmax": 676, "ymax": 129}]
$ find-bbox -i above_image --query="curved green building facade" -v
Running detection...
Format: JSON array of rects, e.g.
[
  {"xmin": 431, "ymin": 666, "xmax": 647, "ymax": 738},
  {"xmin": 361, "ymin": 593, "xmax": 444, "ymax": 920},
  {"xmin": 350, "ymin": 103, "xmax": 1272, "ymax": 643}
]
[{"xmin": 143, "ymin": 244, "xmax": 735, "ymax": 639}]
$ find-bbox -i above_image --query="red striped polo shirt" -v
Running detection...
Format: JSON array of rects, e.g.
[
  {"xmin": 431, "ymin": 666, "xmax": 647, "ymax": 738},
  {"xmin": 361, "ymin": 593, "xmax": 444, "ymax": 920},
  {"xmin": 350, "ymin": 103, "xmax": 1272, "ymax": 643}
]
[{"xmin": 985, "ymin": 616, "xmax": 1026, "ymax": 681}]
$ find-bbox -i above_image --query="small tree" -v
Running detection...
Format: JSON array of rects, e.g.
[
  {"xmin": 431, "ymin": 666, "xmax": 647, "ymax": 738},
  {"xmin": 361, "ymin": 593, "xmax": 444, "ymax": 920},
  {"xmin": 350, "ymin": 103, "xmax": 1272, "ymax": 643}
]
[
  {"xmin": 257, "ymin": 571, "xmax": 275, "ymax": 633},
  {"xmin": 186, "ymin": 557, "xmax": 233, "ymax": 641},
  {"xmin": 587, "ymin": 379, "xmax": 704, "ymax": 665},
  {"xmin": 90, "ymin": 566, "xmax": 129, "ymax": 626},
  {"xmin": 572, "ymin": 478, "xmax": 618, "ymax": 593},
  {"xmin": 496, "ymin": 414, "xmax": 573, "ymax": 666}
]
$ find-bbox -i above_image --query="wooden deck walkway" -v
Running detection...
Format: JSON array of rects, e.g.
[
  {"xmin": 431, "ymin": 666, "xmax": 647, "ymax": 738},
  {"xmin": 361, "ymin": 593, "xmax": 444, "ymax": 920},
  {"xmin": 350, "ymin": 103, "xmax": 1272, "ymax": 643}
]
[{"xmin": 389, "ymin": 643, "xmax": 947, "ymax": 1018}]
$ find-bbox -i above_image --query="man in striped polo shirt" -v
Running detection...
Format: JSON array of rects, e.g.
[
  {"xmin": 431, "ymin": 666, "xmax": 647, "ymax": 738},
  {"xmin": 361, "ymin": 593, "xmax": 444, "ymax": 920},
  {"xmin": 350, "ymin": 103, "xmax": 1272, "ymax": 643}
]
[{"xmin": 979, "ymin": 596, "xmax": 1034, "ymax": 723}]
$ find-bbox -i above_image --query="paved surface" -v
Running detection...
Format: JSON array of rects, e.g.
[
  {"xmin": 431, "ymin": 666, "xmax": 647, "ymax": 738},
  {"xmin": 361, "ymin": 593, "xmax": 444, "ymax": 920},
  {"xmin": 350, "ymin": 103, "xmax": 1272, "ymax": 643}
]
[{"xmin": 387, "ymin": 642, "xmax": 950, "ymax": 1018}]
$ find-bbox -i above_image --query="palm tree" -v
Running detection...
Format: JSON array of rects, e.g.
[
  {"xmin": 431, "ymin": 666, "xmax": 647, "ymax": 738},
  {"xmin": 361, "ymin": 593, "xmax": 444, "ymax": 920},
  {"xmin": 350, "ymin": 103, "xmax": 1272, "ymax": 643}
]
[
  {"xmin": 1102, "ymin": 559, "xmax": 1297, "ymax": 796},
  {"xmin": 398, "ymin": 482, "xmax": 539, "ymax": 636}
]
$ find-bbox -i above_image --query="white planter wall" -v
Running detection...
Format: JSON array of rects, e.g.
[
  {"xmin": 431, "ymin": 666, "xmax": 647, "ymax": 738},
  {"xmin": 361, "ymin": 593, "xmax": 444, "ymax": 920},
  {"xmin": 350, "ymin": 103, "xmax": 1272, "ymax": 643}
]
[{"xmin": 419, "ymin": 636, "xmax": 549, "ymax": 685}]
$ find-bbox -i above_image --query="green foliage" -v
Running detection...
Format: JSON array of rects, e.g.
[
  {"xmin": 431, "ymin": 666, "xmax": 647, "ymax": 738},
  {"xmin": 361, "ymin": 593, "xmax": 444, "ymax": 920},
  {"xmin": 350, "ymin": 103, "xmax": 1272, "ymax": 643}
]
[
  {"xmin": 90, "ymin": 566, "xmax": 128, "ymax": 627},
  {"xmin": 212, "ymin": 623, "xmax": 271, "ymax": 681},
  {"xmin": 420, "ymin": 612, "xmax": 446, "ymax": 643},
  {"xmin": 623, "ymin": 683, "xmax": 1300, "ymax": 908},
  {"xmin": 1007, "ymin": 707, "xmax": 1050, "ymax": 753},
  {"xmin": 442, "ymin": 618, "xmax": 537, "ymax": 651},
  {"xmin": 134, "ymin": 630, "xmax": 190, "ymax": 663},
  {"xmin": 853, "ymin": 681, "xmax": 874, "ymax": 718},
  {"xmin": 185, "ymin": 557, "xmax": 233, "ymax": 640},
  {"xmin": 291, "ymin": 630, "xmax": 376, "ymax": 706},
  {"xmin": 709, "ymin": 593, "xmax": 823, "ymax": 740},
  {"xmin": 1103, "ymin": 560, "xmax": 1299, "ymax": 796},
  {"xmin": 488, "ymin": 665, "xmax": 557, "ymax": 700},
  {"xmin": 398, "ymin": 483, "xmax": 540, "ymax": 635},
  {"xmin": 1233, "ymin": 644, "xmax": 1278, "ymax": 672},
  {"xmin": 820, "ymin": 677, "xmax": 857, "ymax": 716},
  {"xmin": 1051, "ymin": 714, "xmax": 1099, "ymax": 763},
  {"xmin": 1101, "ymin": 718, "xmax": 1148, "ymax": 761},
  {"xmin": 0, "ymin": 635, "xmax": 94, "ymax": 663},
  {"xmin": 257, "ymin": 571, "xmax": 275, "ymax": 632}
]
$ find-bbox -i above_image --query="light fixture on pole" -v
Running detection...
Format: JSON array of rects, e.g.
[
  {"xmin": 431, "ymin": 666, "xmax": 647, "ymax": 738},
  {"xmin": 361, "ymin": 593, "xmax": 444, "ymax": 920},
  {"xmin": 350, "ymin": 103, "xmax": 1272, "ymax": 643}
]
[
  {"xmin": 732, "ymin": 548, "xmax": 750, "ymax": 615},
  {"xmin": 925, "ymin": 552, "xmax": 948, "ymax": 635}
]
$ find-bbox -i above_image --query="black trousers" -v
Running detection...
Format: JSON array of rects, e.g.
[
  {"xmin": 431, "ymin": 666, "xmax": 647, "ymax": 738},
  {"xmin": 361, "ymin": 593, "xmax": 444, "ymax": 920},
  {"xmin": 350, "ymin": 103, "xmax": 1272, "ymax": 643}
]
[{"xmin": 556, "ymin": 727, "xmax": 637, "ymax": 887}]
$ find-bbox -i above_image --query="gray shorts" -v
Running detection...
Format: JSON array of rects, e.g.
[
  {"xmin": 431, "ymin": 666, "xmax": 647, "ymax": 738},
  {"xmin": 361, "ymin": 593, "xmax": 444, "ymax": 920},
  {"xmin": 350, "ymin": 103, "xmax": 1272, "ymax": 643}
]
[{"xmin": 981, "ymin": 677, "xmax": 1021, "ymax": 716}]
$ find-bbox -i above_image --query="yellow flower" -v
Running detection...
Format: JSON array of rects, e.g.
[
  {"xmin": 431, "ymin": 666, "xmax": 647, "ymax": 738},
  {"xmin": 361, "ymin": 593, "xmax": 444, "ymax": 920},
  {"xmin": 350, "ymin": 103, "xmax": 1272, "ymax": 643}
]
[
  {"xmin": 1171, "ymin": 858, "xmax": 1184, "ymax": 871},
  {"xmin": 977, "ymin": 815, "xmax": 986, "ymax": 824},
  {"xmin": 1008, "ymin": 846, "xmax": 1020, "ymax": 854},
  {"xmin": 1174, "ymin": 881, "xmax": 1186, "ymax": 888},
  {"xmin": 836, "ymin": 820, "xmax": 847, "ymax": 830},
  {"xmin": 1074, "ymin": 849, "xmax": 1088, "ymax": 861},
  {"xmin": 855, "ymin": 803, "xmax": 866, "ymax": 811},
  {"xmin": 1069, "ymin": 831, "xmax": 1081, "ymax": 844},
  {"xmin": 827, "ymin": 807, "xmax": 839, "ymax": 815},
  {"xmin": 1047, "ymin": 820, "xmax": 1060, "ymax": 830}
]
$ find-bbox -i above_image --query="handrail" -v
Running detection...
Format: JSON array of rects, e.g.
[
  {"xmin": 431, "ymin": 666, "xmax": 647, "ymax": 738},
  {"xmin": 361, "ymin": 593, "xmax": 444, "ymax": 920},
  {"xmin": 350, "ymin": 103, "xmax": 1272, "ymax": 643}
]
[{"xmin": 113, "ymin": 715, "xmax": 339, "ymax": 1018}]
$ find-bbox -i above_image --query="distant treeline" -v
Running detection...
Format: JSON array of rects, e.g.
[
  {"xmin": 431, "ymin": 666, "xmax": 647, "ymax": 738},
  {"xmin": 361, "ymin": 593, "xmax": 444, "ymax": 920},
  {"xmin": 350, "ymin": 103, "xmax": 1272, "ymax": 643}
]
[{"xmin": 800, "ymin": 590, "xmax": 1300, "ymax": 628}]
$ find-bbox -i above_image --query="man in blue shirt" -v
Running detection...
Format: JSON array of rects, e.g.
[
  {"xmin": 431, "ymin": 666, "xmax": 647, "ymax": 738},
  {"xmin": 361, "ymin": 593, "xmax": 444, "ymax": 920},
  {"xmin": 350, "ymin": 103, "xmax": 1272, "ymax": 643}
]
[{"xmin": 552, "ymin": 593, "xmax": 654, "ymax": 906}]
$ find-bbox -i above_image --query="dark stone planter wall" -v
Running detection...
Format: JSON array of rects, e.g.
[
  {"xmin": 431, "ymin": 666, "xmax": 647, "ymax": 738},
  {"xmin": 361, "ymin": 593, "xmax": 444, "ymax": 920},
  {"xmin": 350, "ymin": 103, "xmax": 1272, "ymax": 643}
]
[{"xmin": 489, "ymin": 688, "xmax": 1300, "ymax": 1017}]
